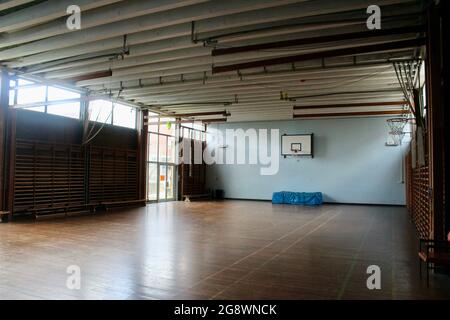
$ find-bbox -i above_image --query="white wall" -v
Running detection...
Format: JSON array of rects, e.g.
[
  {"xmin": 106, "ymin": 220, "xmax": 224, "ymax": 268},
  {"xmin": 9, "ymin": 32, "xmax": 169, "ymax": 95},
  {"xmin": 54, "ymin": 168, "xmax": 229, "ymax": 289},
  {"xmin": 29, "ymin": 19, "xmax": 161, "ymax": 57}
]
[{"xmin": 206, "ymin": 117, "xmax": 409, "ymax": 205}]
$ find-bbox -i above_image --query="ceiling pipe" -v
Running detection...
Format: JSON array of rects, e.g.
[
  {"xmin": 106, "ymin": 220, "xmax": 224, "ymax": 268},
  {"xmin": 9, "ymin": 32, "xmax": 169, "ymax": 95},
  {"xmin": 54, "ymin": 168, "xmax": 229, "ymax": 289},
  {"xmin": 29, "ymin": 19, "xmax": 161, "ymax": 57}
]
[
  {"xmin": 212, "ymin": 38, "xmax": 427, "ymax": 74},
  {"xmin": 77, "ymin": 51, "xmax": 415, "ymax": 86},
  {"xmin": 201, "ymin": 10, "xmax": 422, "ymax": 43},
  {"xmin": 287, "ymin": 88, "xmax": 403, "ymax": 101},
  {"xmin": 137, "ymin": 88, "xmax": 404, "ymax": 104},
  {"xmin": 0, "ymin": 0, "xmax": 209, "ymax": 48},
  {"xmin": 128, "ymin": 77, "xmax": 400, "ymax": 100},
  {"xmin": 6, "ymin": 2, "xmax": 422, "ymax": 69},
  {"xmin": 212, "ymin": 25, "xmax": 425, "ymax": 56},
  {"xmin": 92, "ymin": 61, "xmax": 400, "ymax": 94},
  {"xmin": 146, "ymin": 111, "xmax": 229, "ymax": 118},
  {"xmin": 47, "ymin": 34, "xmax": 416, "ymax": 80},
  {"xmin": 145, "ymin": 118, "xmax": 227, "ymax": 125},
  {"xmin": 293, "ymin": 101, "xmax": 407, "ymax": 109},
  {"xmin": 0, "ymin": 0, "xmax": 35, "ymax": 12},
  {"xmin": 0, "ymin": 0, "xmax": 306, "ymax": 60},
  {"xmin": 0, "ymin": 0, "xmax": 121, "ymax": 33},
  {"xmin": 293, "ymin": 110, "xmax": 410, "ymax": 118},
  {"xmin": 149, "ymin": 101, "xmax": 233, "ymax": 107}
]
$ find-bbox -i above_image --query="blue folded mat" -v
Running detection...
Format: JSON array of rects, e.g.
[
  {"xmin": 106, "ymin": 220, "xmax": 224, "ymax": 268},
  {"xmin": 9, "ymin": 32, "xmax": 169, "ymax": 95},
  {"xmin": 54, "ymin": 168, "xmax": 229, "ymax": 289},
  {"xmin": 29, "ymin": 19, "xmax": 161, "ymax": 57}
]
[{"xmin": 272, "ymin": 191, "xmax": 323, "ymax": 206}]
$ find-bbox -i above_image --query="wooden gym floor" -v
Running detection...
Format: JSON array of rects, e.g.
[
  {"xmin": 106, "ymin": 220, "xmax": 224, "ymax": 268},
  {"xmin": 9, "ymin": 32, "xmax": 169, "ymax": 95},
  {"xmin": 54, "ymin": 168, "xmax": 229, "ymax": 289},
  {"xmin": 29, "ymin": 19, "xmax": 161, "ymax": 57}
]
[{"xmin": 1, "ymin": 200, "xmax": 449, "ymax": 300}]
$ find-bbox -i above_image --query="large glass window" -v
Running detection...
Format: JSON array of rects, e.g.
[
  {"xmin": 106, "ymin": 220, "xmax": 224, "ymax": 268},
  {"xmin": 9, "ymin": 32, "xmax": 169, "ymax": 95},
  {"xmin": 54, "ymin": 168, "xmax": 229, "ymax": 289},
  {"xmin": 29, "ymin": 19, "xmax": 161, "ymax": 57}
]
[
  {"xmin": 47, "ymin": 102, "xmax": 80, "ymax": 119},
  {"xmin": 47, "ymin": 86, "xmax": 80, "ymax": 101},
  {"xmin": 147, "ymin": 163, "xmax": 158, "ymax": 201},
  {"xmin": 167, "ymin": 136, "xmax": 176, "ymax": 164},
  {"xmin": 148, "ymin": 133, "xmax": 159, "ymax": 162},
  {"xmin": 159, "ymin": 117, "xmax": 175, "ymax": 136},
  {"xmin": 113, "ymin": 103, "xmax": 136, "ymax": 128},
  {"xmin": 16, "ymin": 85, "xmax": 46, "ymax": 105},
  {"xmin": 146, "ymin": 115, "xmax": 177, "ymax": 202},
  {"xmin": 10, "ymin": 77, "xmax": 81, "ymax": 119},
  {"xmin": 180, "ymin": 123, "xmax": 207, "ymax": 142},
  {"xmin": 47, "ymin": 86, "xmax": 81, "ymax": 118},
  {"xmin": 9, "ymin": 77, "xmax": 137, "ymax": 128},
  {"xmin": 89, "ymin": 100, "xmax": 113, "ymax": 124},
  {"xmin": 89, "ymin": 100, "xmax": 136, "ymax": 129}
]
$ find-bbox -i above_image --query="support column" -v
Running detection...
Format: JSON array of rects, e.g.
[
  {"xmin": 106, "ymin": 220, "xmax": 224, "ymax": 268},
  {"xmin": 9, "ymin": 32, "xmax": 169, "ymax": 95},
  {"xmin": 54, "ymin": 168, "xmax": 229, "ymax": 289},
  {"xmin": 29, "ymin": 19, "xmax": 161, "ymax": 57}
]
[
  {"xmin": 442, "ymin": 0, "xmax": 450, "ymax": 237},
  {"xmin": 0, "ymin": 69, "xmax": 9, "ymax": 213},
  {"xmin": 426, "ymin": 1, "xmax": 445, "ymax": 240},
  {"xmin": 138, "ymin": 109, "xmax": 148, "ymax": 201},
  {"xmin": 0, "ymin": 67, "xmax": 15, "ymax": 221}
]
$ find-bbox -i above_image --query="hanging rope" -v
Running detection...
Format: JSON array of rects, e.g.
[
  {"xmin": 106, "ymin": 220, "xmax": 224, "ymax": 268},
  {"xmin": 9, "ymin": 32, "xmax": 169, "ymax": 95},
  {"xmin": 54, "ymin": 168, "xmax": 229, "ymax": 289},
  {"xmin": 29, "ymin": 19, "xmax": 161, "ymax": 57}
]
[
  {"xmin": 82, "ymin": 90, "xmax": 122, "ymax": 145},
  {"xmin": 83, "ymin": 55, "xmax": 121, "ymax": 145}
]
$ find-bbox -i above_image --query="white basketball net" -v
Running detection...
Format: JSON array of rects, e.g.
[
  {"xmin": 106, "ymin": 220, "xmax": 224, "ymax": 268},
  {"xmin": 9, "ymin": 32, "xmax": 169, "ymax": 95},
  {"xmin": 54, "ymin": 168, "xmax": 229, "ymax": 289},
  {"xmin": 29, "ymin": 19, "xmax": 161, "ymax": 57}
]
[{"xmin": 387, "ymin": 118, "xmax": 408, "ymax": 146}]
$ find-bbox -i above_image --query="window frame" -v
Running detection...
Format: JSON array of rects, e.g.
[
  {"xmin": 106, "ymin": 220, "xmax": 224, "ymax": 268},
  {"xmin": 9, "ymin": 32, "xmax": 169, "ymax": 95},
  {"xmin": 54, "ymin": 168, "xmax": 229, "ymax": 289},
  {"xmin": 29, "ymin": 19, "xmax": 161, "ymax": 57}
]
[
  {"xmin": 9, "ymin": 77, "xmax": 138, "ymax": 129},
  {"xmin": 10, "ymin": 77, "xmax": 82, "ymax": 119}
]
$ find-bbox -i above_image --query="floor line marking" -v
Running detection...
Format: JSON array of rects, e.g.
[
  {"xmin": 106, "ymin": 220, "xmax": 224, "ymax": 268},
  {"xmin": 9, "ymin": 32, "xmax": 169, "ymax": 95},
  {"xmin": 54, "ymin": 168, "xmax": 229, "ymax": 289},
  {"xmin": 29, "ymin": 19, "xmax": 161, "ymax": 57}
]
[
  {"xmin": 192, "ymin": 210, "xmax": 330, "ymax": 289},
  {"xmin": 336, "ymin": 213, "xmax": 375, "ymax": 300},
  {"xmin": 210, "ymin": 209, "xmax": 342, "ymax": 299}
]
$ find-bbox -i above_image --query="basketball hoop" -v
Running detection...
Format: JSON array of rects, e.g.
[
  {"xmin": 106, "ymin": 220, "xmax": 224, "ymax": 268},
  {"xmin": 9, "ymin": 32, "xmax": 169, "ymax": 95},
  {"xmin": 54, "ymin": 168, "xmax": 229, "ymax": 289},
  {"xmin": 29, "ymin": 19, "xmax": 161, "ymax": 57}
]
[
  {"xmin": 386, "ymin": 118, "xmax": 409, "ymax": 146},
  {"xmin": 389, "ymin": 131, "xmax": 406, "ymax": 146},
  {"xmin": 290, "ymin": 143, "xmax": 302, "ymax": 155}
]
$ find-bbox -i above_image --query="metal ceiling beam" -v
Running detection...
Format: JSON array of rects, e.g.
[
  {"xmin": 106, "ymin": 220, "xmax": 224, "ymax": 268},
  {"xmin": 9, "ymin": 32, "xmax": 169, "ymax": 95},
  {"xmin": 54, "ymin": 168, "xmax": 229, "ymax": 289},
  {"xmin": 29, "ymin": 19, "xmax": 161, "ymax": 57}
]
[
  {"xmin": 6, "ymin": 1, "xmax": 421, "ymax": 69},
  {"xmin": 87, "ymin": 57, "xmax": 409, "ymax": 92},
  {"xmin": 83, "ymin": 71, "xmax": 400, "ymax": 96},
  {"xmin": 0, "ymin": 0, "xmax": 306, "ymax": 60},
  {"xmin": 139, "ymin": 90, "xmax": 404, "ymax": 105},
  {"xmin": 212, "ymin": 25, "xmax": 425, "ymax": 56},
  {"xmin": 0, "ymin": 0, "xmax": 35, "ymax": 12},
  {"xmin": 0, "ymin": 0, "xmax": 208, "ymax": 49},
  {"xmin": 160, "ymin": 98, "xmax": 406, "ymax": 111},
  {"xmin": 76, "ymin": 48, "xmax": 415, "ymax": 86},
  {"xmin": 293, "ymin": 110, "xmax": 409, "ymax": 118},
  {"xmin": 192, "ymin": 0, "xmax": 413, "ymax": 34},
  {"xmin": 65, "ymin": 70, "xmax": 113, "ymax": 82},
  {"xmin": 147, "ymin": 111, "xmax": 228, "ymax": 118},
  {"xmin": 293, "ymin": 101, "xmax": 407, "ymax": 109},
  {"xmin": 6, "ymin": 24, "xmax": 192, "ymax": 68},
  {"xmin": 0, "ymin": 0, "xmax": 122, "ymax": 33},
  {"xmin": 212, "ymin": 37, "xmax": 426, "ymax": 73},
  {"xmin": 129, "ymin": 78, "xmax": 401, "ymax": 102},
  {"xmin": 40, "ymin": 30, "xmax": 415, "ymax": 80}
]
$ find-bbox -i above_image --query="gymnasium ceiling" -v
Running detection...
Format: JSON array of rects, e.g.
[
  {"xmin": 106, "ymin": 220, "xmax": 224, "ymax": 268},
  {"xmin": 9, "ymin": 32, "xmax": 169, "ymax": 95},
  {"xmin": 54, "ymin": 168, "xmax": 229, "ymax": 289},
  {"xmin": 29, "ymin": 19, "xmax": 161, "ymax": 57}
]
[{"xmin": 0, "ymin": 0, "xmax": 426, "ymax": 123}]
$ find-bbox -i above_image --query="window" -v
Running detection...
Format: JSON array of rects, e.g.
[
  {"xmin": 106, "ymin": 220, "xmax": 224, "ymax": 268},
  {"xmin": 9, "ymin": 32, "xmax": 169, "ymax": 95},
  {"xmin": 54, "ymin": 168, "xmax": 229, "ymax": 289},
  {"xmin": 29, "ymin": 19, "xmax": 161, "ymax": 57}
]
[
  {"xmin": 47, "ymin": 102, "xmax": 80, "ymax": 119},
  {"xmin": 148, "ymin": 133, "xmax": 158, "ymax": 162},
  {"xmin": 148, "ymin": 111, "xmax": 159, "ymax": 133},
  {"xmin": 9, "ymin": 79, "xmax": 16, "ymax": 106},
  {"xmin": 47, "ymin": 87, "xmax": 81, "ymax": 119},
  {"xmin": 9, "ymin": 77, "xmax": 138, "ymax": 127},
  {"xmin": 146, "ymin": 115, "xmax": 177, "ymax": 202},
  {"xmin": 167, "ymin": 136, "xmax": 176, "ymax": 163},
  {"xmin": 180, "ymin": 124, "xmax": 207, "ymax": 142},
  {"xmin": 89, "ymin": 100, "xmax": 113, "ymax": 124},
  {"xmin": 15, "ymin": 83, "xmax": 47, "ymax": 113},
  {"xmin": 10, "ymin": 77, "xmax": 81, "ymax": 119},
  {"xmin": 47, "ymin": 86, "xmax": 80, "ymax": 101},
  {"xmin": 183, "ymin": 121, "xmax": 205, "ymax": 132},
  {"xmin": 113, "ymin": 103, "xmax": 136, "ymax": 129},
  {"xmin": 18, "ymin": 79, "xmax": 33, "ymax": 86},
  {"xmin": 89, "ymin": 100, "xmax": 136, "ymax": 129},
  {"xmin": 159, "ymin": 117, "xmax": 175, "ymax": 136},
  {"xmin": 158, "ymin": 134, "xmax": 168, "ymax": 162},
  {"xmin": 16, "ymin": 85, "xmax": 46, "ymax": 105}
]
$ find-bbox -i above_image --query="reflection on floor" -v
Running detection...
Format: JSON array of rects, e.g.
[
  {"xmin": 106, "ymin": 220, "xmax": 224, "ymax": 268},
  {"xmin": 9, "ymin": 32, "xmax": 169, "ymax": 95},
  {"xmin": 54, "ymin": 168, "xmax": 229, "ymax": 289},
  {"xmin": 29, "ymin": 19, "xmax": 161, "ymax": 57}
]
[{"xmin": 1, "ymin": 201, "xmax": 449, "ymax": 299}]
